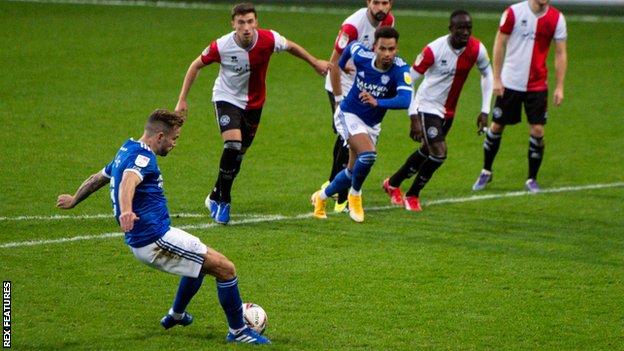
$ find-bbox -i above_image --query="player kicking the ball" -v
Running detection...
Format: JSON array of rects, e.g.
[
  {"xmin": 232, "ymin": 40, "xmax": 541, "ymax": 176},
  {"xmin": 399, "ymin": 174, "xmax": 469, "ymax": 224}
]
[
  {"xmin": 57, "ymin": 110, "xmax": 270, "ymax": 345},
  {"xmin": 311, "ymin": 26, "xmax": 411, "ymax": 223},
  {"xmin": 382, "ymin": 10, "xmax": 493, "ymax": 211}
]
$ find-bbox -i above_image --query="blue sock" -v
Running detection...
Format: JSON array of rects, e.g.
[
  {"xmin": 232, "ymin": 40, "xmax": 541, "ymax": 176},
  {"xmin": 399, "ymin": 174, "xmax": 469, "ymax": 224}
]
[
  {"xmin": 172, "ymin": 275, "xmax": 205, "ymax": 314},
  {"xmin": 216, "ymin": 277, "xmax": 245, "ymax": 330},
  {"xmin": 351, "ymin": 151, "xmax": 377, "ymax": 191},
  {"xmin": 324, "ymin": 169, "xmax": 352, "ymax": 198}
]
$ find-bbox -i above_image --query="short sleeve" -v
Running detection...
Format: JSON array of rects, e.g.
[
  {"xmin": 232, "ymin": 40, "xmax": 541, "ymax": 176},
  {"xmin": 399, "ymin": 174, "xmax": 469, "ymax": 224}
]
[
  {"xmin": 499, "ymin": 7, "xmax": 515, "ymax": 34},
  {"xmin": 334, "ymin": 24, "xmax": 358, "ymax": 54},
  {"xmin": 395, "ymin": 64, "xmax": 413, "ymax": 92},
  {"xmin": 476, "ymin": 42, "xmax": 491, "ymax": 72},
  {"xmin": 102, "ymin": 160, "xmax": 113, "ymax": 179},
  {"xmin": 412, "ymin": 46, "xmax": 435, "ymax": 75},
  {"xmin": 200, "ymin": 41, "xmax": 220, "ymax": 64},
  {"xmin": 123, "ymin": 152, "xmax": 156, "ymax": 182},
  {"xmin": 554, "ymin": 14, "xmax": 567, "ymax": 41},
  {"xmin": 271, "ymin": 30, "xmax": 289, "ymax": 52}
]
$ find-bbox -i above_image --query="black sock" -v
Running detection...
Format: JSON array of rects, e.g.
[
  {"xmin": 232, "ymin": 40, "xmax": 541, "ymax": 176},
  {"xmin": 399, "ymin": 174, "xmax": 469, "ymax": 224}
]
[
  {"xmin": 483, "ymin": 130, "xmax": 502, "ymax": 171},
  {"xmin": 528, "ymin": 135, "xmax": 544, "ymax": 180},
  {"xmin": 389, "ymin": 148, "xmax": 428, "ymax": 187},
  {"xmin": 329, "ymin": 136, "xmax": 349, "ymax": 203},
  {"xmin": 406, "ymin": 155, "xmax": 445, "ymax": 197},
  {"xmin": 216, "ymin": 140, "xmax": 242, "ymax": 203}
]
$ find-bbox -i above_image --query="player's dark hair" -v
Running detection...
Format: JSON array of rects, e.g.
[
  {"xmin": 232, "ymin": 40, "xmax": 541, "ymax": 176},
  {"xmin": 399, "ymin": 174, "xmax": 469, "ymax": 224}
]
[
  {"xmin": 450, "ymin": 9, "xmax": 471, "ymax": 22},
  {"xmin": 231, "ymin": 3, "xmax": 256, "ymax": 19},
  {"xmin": 145, "ymin": 109, "xmax": 185, "ymax": 136},
  {"xmin": 374, "ymin": 26, "xmax": 399, "ymax": 44}
]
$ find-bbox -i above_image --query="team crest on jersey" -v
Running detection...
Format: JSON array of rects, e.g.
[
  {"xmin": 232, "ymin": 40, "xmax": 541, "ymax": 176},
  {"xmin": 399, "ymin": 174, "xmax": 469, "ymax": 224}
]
[
  {"xmin": 427, "ymin": 127, "xmax": 438, "ymax": 139},
  {"xmin": 135, "ymin": 154, "xmax": 150, "ymax": 168},
  {"xmin": 219, "ymin": 115, "xmax": 231, "ymax": 126},
  {"xmin": 337, "ymin": 32, "xmax": 350, "ymax": 49},
  {"xmin": 381, "ymin": 75, "xmax": 390, "ymax": 85},
  {"xmin": 403, "ymin": 72, "xmax": 412, "ymax": 85}
]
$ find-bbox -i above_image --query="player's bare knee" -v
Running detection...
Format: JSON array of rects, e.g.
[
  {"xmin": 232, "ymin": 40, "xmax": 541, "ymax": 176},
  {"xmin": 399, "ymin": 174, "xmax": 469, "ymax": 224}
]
[
  {"xmin": 529, "ymin": 124, "xmax": 544, "ymax": 138},
  {"xmin": 430, "ymin": 142, "xmax": 447, "ymax": 158},
  {"xmin": 490, "ymin": 122, "xmax": 504, "ymax": 133}
]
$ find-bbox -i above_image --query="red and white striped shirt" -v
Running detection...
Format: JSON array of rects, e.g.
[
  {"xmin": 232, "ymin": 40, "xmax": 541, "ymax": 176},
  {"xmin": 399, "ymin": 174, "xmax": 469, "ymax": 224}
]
[
  {"xmin": 201, "ymin": 29, "xmax": 289, "ymax": 110},
  {"xmin": 499, "ymin": 1, "xmax": 567, "ymax": 92},
  {"xmin": 410, "ymin": 35, "xmax": 490, "ymax": 119},
  {"xmin": 324, "ymin": 8, "xmax": 395, "ymax": 93}
]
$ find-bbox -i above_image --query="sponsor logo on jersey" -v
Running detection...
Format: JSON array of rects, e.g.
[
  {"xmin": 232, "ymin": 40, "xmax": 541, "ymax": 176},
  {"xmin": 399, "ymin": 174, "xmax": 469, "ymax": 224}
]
[
  {"xmin": 414, "ymin": 53, "xmax": 424, "ymax": 67},
  {"xmin": 427, "ymin": 126, "xmax": 439, "ymax": 139},
  {"xmin": 337, "ymin": 32, "xmax": 350, "ymax": 49},
  {"xmin": 403, "ymin": 72, "xmax": 412, "ymax": 85},
  {"xmin": 381, "ymin": 75, "xmax": 390, "ymax": 85},
  {"xmin": 358, "ymin": 71, "xmax": 365, "ymax": 78},
  {"xmin": 135, "ymin": 155, "xmax": 150, "ymax": 167},
  {"xmin": 219, "ymin": 115, "xmax": 231, "ymax": 126}
]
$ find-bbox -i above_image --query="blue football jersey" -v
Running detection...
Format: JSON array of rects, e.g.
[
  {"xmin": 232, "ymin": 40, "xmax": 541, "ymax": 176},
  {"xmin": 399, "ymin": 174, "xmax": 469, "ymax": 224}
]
[
  {"xmin": 339, "ymin": 42, "xmax": 412, "ymax": 126},
  {"xmin": 103, "ymin": 139, "xmax": 170, "ymax": 248}
]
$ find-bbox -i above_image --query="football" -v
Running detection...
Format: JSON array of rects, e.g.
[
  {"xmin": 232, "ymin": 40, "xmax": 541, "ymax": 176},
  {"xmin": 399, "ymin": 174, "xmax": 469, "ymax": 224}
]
[{"xmin": 242, "ymin": 302, "xmax": 267, "ymax": 334}]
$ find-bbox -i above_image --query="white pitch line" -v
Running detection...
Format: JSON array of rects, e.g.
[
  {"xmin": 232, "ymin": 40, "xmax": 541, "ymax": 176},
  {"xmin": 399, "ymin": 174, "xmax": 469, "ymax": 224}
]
[
  {"xmin": 1, "ymin": 182, "xmax": 622, "ymax": 249},
  {"xmin": 0, "ymin": 212, "xmax": 273, "ymax": 222},
  {"xmin": 5, "ymin": 0, "xmax": 624, "ymax": 23}
]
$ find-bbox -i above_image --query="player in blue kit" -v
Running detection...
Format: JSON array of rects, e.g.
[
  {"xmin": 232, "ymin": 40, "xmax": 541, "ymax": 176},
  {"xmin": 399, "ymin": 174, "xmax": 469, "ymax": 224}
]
[
  {"xmin": 56, "ymin": 109, "xmax": 270, "ymax": 345},
  {"xmin": 311, "ymin": 27, "xmax": 412, "ymax": 223}
]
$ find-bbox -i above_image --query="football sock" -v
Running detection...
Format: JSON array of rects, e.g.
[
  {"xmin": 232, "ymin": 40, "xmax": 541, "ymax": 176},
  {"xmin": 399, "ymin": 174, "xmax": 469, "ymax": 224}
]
[
  {"xmin": 406, "ymin": 155, "xmax": 445, "ymax": 197},
  {"xmin": 172, "ymin": 274, "xmax": 205, "ymax": 315},
  {"xmin": 217, "ymin": 140, "xmax": 242, "ymax": 203},
  {"xmin": 528, "ymin": 135, "xmax": 544, "ymax": 180},
  {"xmin": 329, "ymin": 136, "xmax": 350, "ymax": 204},
  {"xmin": 483, "ymin": 129, "xmax": 502, "ymax": 171},
  {"xmin": 389, "ymin": 148, "xmax": 428, "ymax": 187},
  {"xmin": 216, "ymin": 276, "xmax": 245, "ymax": 331},
  {"xmin": 323, "ymin": 168, "xmax": 352, "ymax": 199},
  {"xmin": 351, "ymin": 151, "xmax": 377, "ymax": 192}
]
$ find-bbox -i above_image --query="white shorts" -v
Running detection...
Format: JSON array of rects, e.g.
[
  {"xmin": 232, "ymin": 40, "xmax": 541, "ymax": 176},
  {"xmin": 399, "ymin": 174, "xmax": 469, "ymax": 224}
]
[
  {"xmin": 131, "ymin": 227, "xmax": 208, "ymax": 278},
  {"xmin": 333, "ymin": 106, "xmax": 381, "ymax": 146}
]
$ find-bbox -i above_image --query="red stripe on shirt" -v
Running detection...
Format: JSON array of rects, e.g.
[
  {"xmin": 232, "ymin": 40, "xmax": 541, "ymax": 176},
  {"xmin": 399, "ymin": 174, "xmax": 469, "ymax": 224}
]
[
  {"xmin": 201, "ymin": 41, "xmax": 220, "ymax": 64},
  {"xmin": 527, "ymin": 7, "xmax": 560, "ymax": 92},
  {"xmin": 444, "ymin": 37, "xmax": 480, "ymax": 119},
  {"xmin": 246, "ymin": 29, "xmax": 275, "ymax": 110}
]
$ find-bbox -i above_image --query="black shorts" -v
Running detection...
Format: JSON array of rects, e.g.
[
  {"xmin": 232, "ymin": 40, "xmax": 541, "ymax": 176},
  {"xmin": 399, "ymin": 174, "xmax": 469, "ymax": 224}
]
[
  {"xmin": 417, "ymin": 112, "xmax": 454, "ymax": 145},
  {"xmin": 213, "ymin": 101, "xmax": 262, "ymax": 148},
  {"xmin": 492, "ymin": 88, "xmax": 548, "ymax": 125},
  {"xmin": 327, "ymin": 91, "xmax": 338, "ymax": 134}
]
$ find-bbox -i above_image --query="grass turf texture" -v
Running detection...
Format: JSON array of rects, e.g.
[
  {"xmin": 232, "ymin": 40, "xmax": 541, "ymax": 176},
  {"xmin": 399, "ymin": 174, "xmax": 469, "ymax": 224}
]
[{"xmin": 1, "ymin": 2, "xmax": 623, "ymax": 350}]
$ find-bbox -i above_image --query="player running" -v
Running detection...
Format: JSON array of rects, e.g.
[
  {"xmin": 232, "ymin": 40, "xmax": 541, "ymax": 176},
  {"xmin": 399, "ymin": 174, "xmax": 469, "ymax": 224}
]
[
  {"xmin": 321, "ymin": 0, "xmax": 395, "ymax": 213},
  {"xmin": 175, "ymin": 3, "xmax": 331, "ymax": 224},
  {"xmin": 311, "ymin": 27, "xmax": 411, "ymax": 223},
  {"xmin": 472, "ymin": 0, "xmax": 567, "ymax": 193},
  {"xmin": 383, "ymin": 10, "xmax": 493, "ymax": 211},
  {"xmin": 57, "ymin": 110, "xmax": 271, "ymax": 345}
]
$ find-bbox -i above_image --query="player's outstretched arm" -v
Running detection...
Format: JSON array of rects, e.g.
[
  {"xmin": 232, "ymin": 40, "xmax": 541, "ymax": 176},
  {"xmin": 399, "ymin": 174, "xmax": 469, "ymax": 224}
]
[
  {"xmin": 285, "ymin": 40, "xmax": 331, "ymax": 76},
  {"xmin": 553, "ymin": 40, "xmax": 567, "ymax": 106},
  {"xmin": 176, "ymin": 56, "xmax": 207, "ymax": 117},
  {"xmin": 56, "ymin": 172, "xmax": 109, "ymax": 209},
  {"xmin": 118, "ymin": 171, "xmax": 142, "ymax": 232},
  {"xmin": 492, "ymin": 31, "xmax": 509, "ymax": 96}
]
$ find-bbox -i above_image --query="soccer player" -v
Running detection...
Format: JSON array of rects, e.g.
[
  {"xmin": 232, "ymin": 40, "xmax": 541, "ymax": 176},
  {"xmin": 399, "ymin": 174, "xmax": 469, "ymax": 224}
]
[
  {"xmin": 56, "ymin": 110, "xmax": 270, "ymax": 345},
  {"xmin": 311, "ymin": 27, "xmax": 412, "ymax": 223},
  {"xmin": 472, "ymin": 0, "xmax": 567, "ymax": 192},
  {"xmin": 382, "ymin": 10, "xmax": 493, "ymax": 211},
  {"xmin": 175, "ymin": 3, "xmax": 331, "ymax": 224},
  {"xmin": 322, "ymin": 0, "xmax": 395, "ymax": 213}
]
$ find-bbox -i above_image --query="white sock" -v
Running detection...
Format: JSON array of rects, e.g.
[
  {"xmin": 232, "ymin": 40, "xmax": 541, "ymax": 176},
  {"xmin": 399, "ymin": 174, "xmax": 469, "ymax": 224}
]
[
  {"xmin": 169, "ymin": 308, "xmax": 184, "ymax": 320},
  {"xmin": 349, "ymin": 188, "xmax": 361, "ymax": 196}
]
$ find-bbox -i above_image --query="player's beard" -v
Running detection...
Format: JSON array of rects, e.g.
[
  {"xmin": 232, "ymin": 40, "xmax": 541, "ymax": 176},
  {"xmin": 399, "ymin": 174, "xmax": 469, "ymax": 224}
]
[{"xmin": 373, "ymin": 10, "xmax": 387, "ymax": 22}]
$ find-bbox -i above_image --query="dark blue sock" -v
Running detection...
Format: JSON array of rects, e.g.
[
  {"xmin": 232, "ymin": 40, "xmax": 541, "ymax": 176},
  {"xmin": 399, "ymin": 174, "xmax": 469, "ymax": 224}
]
[
  {"xmin": 216, "ymin": 277, "xmax": 245, "ymax": 330},
  {"xmin": 172, "ymin": 274, "xmax": 205, "ymax": 314},
  {"xmin": 351, "ymin": 151, "xmax": 377, "ymax": 191},
  {"xmin": 324, "ymin": 168, "xmax": 352, "ymax": 198}
]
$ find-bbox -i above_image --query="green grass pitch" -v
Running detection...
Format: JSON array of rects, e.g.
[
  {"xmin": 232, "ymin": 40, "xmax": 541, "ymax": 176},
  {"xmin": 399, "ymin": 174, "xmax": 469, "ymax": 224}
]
[{"xmin": 1, "ymin": 1, "xmax": 623, "ymax": 350}]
